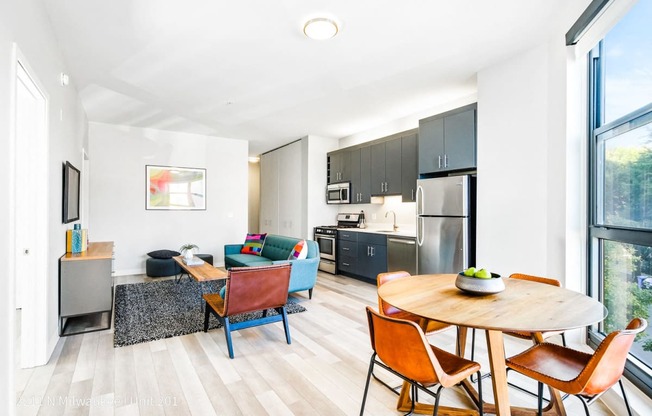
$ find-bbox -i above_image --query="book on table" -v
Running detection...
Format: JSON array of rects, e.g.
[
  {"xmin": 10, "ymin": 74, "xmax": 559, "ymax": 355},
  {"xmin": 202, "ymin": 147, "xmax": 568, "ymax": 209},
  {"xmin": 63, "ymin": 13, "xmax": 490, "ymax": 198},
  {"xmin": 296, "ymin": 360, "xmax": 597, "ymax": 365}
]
[{"xmin": 183, "ymin": 257, "xmax": 204, "ymax": 266}]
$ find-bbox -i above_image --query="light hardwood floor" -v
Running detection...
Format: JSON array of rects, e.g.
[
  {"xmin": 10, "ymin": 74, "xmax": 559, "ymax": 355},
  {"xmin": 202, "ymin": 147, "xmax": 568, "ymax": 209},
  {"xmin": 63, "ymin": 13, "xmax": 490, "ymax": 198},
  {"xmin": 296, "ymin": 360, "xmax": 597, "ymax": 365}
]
[{"xmin": 15, "ymin": 271, "xmax": 615, "ymax": 415}]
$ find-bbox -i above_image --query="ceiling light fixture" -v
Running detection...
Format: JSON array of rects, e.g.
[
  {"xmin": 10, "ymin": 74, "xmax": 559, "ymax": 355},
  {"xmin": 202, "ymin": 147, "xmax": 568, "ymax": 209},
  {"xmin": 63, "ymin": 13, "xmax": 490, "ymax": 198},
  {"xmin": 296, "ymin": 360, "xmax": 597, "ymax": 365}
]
[{"xmin": 303, "ymin": 18, "xmax": 339, "ymax": 40}]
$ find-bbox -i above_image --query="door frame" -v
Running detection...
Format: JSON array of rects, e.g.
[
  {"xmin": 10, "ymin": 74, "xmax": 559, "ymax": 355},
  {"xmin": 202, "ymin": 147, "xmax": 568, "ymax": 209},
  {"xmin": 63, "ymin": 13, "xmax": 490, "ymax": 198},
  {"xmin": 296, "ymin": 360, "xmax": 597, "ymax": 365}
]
[{"xmin": 11, "ymin": 44, "xmax": 51, "ymax": 368}]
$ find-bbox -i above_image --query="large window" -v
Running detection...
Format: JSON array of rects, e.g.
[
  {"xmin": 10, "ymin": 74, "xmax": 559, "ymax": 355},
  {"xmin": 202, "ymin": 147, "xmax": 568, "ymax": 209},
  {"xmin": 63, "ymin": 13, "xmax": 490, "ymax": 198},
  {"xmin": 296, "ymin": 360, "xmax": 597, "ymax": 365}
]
[{"xmin": 588, "ymin": 0, "xmax": 652, "ymax": 395}]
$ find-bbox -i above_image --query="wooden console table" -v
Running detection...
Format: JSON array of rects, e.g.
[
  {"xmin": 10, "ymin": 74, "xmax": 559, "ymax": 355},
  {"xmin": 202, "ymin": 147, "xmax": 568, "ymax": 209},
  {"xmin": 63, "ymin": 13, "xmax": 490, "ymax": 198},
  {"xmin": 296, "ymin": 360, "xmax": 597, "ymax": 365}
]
[{"xmin": 59, "ymin": 241, "xmax": 114, "ymax": 336}]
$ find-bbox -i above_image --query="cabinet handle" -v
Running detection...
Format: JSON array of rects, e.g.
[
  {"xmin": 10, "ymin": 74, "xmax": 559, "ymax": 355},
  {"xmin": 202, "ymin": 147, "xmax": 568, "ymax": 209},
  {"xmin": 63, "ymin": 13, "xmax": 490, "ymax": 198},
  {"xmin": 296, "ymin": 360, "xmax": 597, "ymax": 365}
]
[
  {"xmin": 367, "ymin": 246, "xmax": 371, "ymax": 256},
  {"xmin": 385, "ymin": 182, "xmax": 388, "ymax": 192},
  {"xmin": 444, "ymin": 154, "xmax": 448, "ymax": 168},
  {"xmin": 411, "ymin": 189, "xmax": 414, "ymax": 201},
  {"xmin": 380, "ymin": 182, "xmax": 384, "ymax": 193},
  {"xmin": 342, "ymin": 247, "xmax": 350, "ymax": 251},
  {"xmin": 370, "ymin": 246, "xmax": 375, "ymax": 256},
  {"xmin": 438, "ymin": 155, "xmax": 442, "ymax": 169},
  {"xmin": 343, "ymin": 262, "xmax": 350, "ymax": 266}
]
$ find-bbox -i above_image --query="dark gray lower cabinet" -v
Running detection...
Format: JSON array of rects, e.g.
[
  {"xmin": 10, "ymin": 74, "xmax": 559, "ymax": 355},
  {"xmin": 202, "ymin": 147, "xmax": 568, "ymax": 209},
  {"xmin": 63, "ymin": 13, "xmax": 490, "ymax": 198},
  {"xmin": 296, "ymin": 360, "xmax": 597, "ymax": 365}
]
[
  {"xmin": 358, "ymin": 233, "xmax": 387, "ymax": 281},
  {"xmin": 337, "ymin": 231, "xmax": 387, "ymax": 282}
]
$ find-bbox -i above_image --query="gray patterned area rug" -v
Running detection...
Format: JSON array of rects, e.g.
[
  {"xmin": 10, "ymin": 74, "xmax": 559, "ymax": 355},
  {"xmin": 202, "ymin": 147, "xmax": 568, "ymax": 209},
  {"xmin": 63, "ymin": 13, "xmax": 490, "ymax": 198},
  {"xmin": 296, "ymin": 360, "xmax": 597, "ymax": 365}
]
[{"xmin": 113, "ymin": 279, "xmax": 306, "ymax": 347}]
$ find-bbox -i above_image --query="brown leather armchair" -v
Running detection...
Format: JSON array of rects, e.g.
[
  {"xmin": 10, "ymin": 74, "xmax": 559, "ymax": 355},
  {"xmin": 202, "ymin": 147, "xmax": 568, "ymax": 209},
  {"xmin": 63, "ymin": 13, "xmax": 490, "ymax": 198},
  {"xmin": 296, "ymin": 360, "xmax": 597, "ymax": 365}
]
[
  {"xmin": 506, "ymin": 318, "xmax": 647, "ymax": 416},
  {"xmin": 360, "ymin": 307, "xmax": 483, "ymax": 416},
  {"xmin": 203, "ymin": 264, "xmax": 292, "ymax": 359}
]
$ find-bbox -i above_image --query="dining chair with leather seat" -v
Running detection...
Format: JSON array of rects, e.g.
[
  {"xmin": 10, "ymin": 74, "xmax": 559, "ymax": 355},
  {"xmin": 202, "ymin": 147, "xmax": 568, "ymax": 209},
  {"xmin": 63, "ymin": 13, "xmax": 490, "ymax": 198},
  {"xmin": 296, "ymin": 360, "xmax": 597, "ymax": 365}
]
[
  {"xmin": 203, "ymin": 263, "xmax": 292, "ymax": 359},
  {"xmin": 375, "ymin": 271, "xmax": 453, "ymax": 393},
  {"xmin": 360, "ymin": 306, "xmax": 483, "ymax": 416},
  {"xmin": 505, "ymin": 318, "xmax": 647, "ymax": 416},
  {"xmin": 469, "ymin": 273, "xmax": 567, "ymax": 385},
  {"xmin": 378, "ymin": 271, "xmax": 452, "ymax": 334}
]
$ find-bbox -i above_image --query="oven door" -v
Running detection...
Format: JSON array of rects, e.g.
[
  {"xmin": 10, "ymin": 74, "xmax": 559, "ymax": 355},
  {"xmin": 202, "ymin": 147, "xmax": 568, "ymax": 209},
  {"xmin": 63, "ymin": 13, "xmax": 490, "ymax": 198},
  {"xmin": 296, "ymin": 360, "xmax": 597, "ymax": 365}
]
[{"xmin": 315, "ymin": 234, "xmax": 336, "ymax": 261}]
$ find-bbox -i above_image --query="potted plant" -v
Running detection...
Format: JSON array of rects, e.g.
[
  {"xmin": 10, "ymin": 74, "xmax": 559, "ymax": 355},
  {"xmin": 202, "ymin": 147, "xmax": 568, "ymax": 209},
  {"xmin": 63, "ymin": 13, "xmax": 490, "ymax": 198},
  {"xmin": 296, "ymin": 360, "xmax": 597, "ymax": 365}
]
[{"xmin": 179, "ymin": 243, "xmax": 199, "ymax": 261}]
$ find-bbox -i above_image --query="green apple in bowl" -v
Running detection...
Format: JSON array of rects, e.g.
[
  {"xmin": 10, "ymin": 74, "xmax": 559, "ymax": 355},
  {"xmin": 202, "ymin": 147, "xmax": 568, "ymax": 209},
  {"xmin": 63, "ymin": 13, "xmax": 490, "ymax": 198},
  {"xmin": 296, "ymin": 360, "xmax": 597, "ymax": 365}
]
[
  {"xmin": 463, "ymin": 267, "xmax": 476, "ymax": 277},
  {"xmin": 474, "ymin": 268, "xmax": 492, "ymax": 279}
]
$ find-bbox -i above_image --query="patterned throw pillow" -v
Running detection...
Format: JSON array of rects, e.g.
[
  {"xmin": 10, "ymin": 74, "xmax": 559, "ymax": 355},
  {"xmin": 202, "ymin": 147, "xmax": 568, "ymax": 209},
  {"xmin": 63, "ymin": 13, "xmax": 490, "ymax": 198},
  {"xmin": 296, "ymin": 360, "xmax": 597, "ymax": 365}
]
[
  {"xmin": 288, "ymin": 239, "xmax": 308, "ymax": 260},
  {"xmin": 241, "ymin": 233, "xmax": 267, "ymax": 256}
]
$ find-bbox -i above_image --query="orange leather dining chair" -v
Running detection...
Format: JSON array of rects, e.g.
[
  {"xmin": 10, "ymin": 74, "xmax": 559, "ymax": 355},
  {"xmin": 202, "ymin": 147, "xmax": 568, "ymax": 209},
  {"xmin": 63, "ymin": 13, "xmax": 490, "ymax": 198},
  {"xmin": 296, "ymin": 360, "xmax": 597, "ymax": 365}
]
[
  {"xmin": 504, "ymin": 273, "xmax": 567, "ymax": 345},
  {"xmin": 377, "ymin": 271, "xmax": 451, "ymax": 334},
  {"xmin": 506, "ymin": 318, "xmax": 647, "ymax": 416},
  {"xmin": 360, "ymin": 307, "xmax": 483, "ymax": 416},
  {"xmin": 203, "ymin": 264, "xmax": 292, "ymax": 359},
  {"xmin": 375, "ymin": 271, "xmax": 453, "ymax": 393},
  {"xmin": 469, "ymin": 273, "xmax": 567, "ymax": 385}
]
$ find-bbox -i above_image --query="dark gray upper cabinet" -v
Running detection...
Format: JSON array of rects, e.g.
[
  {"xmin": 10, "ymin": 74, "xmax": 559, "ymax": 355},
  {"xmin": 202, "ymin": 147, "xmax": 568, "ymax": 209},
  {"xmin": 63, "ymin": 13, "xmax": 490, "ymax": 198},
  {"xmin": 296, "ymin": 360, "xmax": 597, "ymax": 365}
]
[
  {"xmin": 371, "ymin": 140, "xmax": 401, "ymax": 196},
  {"xmin": 419, "ymin": 103, "xmax": 477, "ymax": 175},
  {"xmin": 359, "ymin": 147, "xmax": 371, "ymax": 203},
  {"xmin": 401, "ymin": 133, "xmax": 418, "ymax": 202},
  {"xmin": 328, "ymin": 150, "xmax": 351, "ymax": 183},
  {"xmin": 349, "ymin": 147, "xmax": 371, "ymax": 204}
]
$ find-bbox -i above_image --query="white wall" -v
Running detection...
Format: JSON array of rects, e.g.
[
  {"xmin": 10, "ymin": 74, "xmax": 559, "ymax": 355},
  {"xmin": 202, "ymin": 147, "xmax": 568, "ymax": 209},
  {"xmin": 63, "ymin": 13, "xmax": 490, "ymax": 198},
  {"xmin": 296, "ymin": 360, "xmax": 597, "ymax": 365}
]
[
  {"xmin": 476, "ymin": 38, "xmax": 577, "ymax": 284},
  {"xmin": 1, "ymin": 0, "xmax": 89, "ymax": 405},
  {"xmin": 88, "ymin": 123, "xmax": 248, "ymax": 273},
  {"xmin": 303, "ymin": 135, "xmax": 339, "ymax": 235},
  {"xmin": 248, "ymin": 161, "xmax": 260, "ymax": 233}
]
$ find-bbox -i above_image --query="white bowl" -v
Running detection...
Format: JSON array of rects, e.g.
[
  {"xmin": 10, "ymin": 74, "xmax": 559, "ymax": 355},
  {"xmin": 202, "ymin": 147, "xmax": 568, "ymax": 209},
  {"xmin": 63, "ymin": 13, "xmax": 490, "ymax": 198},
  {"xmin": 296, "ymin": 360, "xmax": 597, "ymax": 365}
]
[{"xmin": 455, "ymin": 273, "xmax": 504, "ymax": 295}]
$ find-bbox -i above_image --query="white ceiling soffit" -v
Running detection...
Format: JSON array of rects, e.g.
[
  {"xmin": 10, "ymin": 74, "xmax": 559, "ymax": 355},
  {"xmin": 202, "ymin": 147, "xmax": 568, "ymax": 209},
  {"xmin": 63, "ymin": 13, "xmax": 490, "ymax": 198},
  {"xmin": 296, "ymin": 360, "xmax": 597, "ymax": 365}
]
[{"xmin": 43, "ymin": 0, "xmax": 591, "ymax": 155}]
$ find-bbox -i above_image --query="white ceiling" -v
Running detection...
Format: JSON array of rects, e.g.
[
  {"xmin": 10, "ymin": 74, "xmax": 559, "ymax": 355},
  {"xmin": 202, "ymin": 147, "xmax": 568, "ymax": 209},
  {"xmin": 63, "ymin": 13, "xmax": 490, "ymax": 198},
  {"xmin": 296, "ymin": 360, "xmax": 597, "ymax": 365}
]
[{"xmin": 43, "ymin": 0, "xmax": 589, "ymax": 155}]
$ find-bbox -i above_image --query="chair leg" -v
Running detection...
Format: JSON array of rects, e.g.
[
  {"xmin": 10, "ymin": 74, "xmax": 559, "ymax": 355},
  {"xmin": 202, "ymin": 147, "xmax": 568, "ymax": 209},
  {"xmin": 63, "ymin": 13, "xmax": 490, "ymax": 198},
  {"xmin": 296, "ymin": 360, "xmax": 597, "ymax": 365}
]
[
  {"xmin": 203, "ymin": 302, "xmax": 211, "ymax": 332},
  {"xmin": 309, "ymin": 288, "xmax": 313, "ymax": 299},
  {"xmin": 619, "ymin": 379, "xmax": 633, "ymax": 416},
  {"xmin": 537, "ymin": 382, "xmax": 543, "ymax": 416},
  {"xmin": 359, "ymin": 354, "xmax": 376, "ymax": 416},
  {"xmin": 432, "ymin": 385, "xmax": 444, "ymax": 416},
  {"xmin": 223, "ymin": 317, "xmax": 235, "ymax": 359},
  {"xmin": 476, "ymin": 371, "xmax": 483, "ymax": 416},
  {"xmin": 577, "ymin": 395, "xmax": 591, "ymax": 416},
  {"xmin": 280, "ymin": 306, "xmax": 292, "ymax": 344}
]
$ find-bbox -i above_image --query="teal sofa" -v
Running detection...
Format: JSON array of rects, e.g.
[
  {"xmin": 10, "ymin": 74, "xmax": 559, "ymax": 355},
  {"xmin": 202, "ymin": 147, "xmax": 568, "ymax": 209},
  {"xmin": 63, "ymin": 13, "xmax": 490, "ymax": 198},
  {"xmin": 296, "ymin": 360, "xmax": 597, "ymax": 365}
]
[{"xmin": 224, "ymin": 234, "xmax": 320, "ymax": 299}]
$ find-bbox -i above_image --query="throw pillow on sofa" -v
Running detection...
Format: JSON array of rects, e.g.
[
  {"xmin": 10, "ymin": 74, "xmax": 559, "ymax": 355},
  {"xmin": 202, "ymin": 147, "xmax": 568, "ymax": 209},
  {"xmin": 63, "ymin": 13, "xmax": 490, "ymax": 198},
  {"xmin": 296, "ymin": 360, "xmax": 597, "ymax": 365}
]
[
  {"xmin": 288, "ymin": 239, "xmax": 308, "ymax": 260},
  {"xmin": 147, "ymin": 249, "xmax": 181, "ymax": 259},
  {"xmin": 241, "ymin": 233, "xmax": 267, "ymax": 256}
]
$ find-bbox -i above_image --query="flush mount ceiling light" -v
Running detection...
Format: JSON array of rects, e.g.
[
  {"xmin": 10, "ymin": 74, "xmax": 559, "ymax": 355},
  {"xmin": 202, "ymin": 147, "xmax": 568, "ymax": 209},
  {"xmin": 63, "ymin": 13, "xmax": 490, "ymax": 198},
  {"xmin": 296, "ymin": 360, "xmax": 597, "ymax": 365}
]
[{"xmin": 303, "ymin": 18, "xmax": 339, "ymax": 40}]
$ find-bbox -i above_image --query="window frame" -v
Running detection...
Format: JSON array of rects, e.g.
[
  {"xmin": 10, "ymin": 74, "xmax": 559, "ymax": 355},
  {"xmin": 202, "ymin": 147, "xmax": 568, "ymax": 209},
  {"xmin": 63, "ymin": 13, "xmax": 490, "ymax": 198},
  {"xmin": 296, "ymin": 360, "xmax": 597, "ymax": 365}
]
[{"xmin": 587, "ymin": 42, "xmax": 652, "ymax": 398}]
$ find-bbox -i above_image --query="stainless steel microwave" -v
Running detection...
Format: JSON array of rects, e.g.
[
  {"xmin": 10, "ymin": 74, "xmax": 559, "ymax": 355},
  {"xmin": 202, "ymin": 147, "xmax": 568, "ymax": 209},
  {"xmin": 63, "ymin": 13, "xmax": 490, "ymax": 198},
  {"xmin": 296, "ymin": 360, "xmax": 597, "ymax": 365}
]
[{"xmin": 326, "ymin": 182, "xmax": 350, "ymax": 204}]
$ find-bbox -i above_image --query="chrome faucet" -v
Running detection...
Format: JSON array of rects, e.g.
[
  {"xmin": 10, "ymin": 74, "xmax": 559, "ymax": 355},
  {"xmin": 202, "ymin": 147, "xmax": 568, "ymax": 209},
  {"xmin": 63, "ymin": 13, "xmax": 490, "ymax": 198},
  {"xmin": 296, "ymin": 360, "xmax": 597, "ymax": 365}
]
[{"xmin": 385, "ymin": 210, "xmax": 398, "ymax": 231}]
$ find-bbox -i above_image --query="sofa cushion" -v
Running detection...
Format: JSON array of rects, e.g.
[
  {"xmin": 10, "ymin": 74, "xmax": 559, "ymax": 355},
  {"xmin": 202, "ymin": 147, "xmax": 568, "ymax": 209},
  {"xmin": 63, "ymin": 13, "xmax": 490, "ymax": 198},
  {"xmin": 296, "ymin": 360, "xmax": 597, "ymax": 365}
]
[
  {"xmin": 260, "ymin": 235, "xmax": 302, "ymax": 261},
  {"xmin": 225, "ymin": 253, "xmax": 273, "ymax": 268},
  {"xmin": 288, "ymin": 239, "xmax": 308, "ymax": 260},
  {"xmin": 147, "ymin": 249, "xmax": 180, "ymax": 259},
  {"xmin": 240, "ymin": 233, "xmax": 267, "ymax": 256}
]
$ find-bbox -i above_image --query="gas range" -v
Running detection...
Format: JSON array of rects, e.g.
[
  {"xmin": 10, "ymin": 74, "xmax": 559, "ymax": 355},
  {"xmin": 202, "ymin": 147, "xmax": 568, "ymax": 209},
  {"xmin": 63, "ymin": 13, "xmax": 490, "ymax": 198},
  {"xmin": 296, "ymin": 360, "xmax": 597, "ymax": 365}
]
[{"xmin": 314, "ymin": 213, "xmax": 364, "ymax": 274}]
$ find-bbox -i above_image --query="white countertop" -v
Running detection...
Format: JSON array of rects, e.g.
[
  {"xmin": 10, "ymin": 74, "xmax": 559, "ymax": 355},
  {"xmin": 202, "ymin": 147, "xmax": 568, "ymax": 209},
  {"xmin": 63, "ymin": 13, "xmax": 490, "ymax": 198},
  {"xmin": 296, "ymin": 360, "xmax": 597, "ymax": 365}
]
[{"xmin": 337, "ymin": 226, "xmax": 416, "ymax": 238}]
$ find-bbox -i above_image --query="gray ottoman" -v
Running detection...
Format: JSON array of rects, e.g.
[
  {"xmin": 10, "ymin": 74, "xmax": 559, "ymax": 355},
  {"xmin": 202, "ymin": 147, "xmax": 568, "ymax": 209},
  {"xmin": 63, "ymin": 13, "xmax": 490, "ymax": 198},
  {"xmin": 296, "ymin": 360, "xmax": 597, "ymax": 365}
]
[
  {"xmin": 196, "ymin": 253, "xmax": 214, "ymax": 265},
  {"xmin": 146, "ymin": 258, "xmax": 182, "ymax": 277}
]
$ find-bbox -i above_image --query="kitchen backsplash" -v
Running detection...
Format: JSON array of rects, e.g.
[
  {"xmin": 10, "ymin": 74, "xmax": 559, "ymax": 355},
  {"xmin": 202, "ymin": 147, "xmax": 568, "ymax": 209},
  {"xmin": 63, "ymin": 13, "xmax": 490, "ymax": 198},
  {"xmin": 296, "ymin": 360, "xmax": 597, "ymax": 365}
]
[{"xmin": 338, "ymin": 195, "xmax": 416, "ymax": 231}]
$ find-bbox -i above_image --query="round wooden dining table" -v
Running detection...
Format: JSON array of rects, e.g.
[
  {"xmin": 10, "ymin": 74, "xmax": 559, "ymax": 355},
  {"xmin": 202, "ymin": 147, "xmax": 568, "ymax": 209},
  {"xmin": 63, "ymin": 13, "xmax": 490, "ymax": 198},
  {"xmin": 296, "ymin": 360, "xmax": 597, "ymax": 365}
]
[{"xmin": 377, "ymin": 273, "xmax": 607, "ymax": 416}]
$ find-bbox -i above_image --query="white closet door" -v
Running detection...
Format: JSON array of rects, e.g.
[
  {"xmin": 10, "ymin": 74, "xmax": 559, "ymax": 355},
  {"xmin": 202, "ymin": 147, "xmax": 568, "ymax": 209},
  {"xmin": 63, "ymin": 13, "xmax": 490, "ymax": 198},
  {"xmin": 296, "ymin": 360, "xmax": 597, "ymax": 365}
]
[
  {"xmin": 259, "ymin": 151, "xmax": 279, "ymax": 234},
  {"xmin": 278, "ymin": 142, "xmax": 302, "ymax": 238}
]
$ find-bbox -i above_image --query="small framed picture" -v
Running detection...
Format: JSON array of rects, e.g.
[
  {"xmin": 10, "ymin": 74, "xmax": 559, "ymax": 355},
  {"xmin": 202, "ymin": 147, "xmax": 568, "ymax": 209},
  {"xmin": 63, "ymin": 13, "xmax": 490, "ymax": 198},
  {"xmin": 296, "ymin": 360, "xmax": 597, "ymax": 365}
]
[{"xmin": 146, "ymin": 165, "xmax": 206, "ymax": 210}]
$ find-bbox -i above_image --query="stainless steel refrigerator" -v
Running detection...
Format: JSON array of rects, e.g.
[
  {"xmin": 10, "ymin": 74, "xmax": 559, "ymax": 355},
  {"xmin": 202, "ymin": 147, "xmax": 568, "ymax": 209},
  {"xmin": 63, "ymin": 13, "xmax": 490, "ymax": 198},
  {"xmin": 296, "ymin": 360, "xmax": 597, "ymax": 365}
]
[{"xmin": 416, "ymin": 175, "xmax": 475, "ymax": 274}]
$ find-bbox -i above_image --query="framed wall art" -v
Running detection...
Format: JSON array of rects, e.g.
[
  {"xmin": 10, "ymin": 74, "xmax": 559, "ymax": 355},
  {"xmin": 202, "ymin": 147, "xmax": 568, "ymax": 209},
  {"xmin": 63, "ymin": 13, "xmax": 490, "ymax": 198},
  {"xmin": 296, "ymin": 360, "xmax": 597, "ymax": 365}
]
[{"xmin": 146, "ymin": 165, "xmax": 206, "ymax": 210}]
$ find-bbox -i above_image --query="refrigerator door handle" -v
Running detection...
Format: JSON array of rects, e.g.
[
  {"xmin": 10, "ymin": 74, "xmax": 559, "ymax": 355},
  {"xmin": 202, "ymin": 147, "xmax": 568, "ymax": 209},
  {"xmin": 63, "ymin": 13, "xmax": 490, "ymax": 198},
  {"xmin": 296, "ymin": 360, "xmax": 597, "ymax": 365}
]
[
  {"xmin": 416, "ymin": 185, "xmax": 424, "ymax": 215},
  {"xmin": 417, "ymin": 217, "xmax": 424, "ymax": 246}
]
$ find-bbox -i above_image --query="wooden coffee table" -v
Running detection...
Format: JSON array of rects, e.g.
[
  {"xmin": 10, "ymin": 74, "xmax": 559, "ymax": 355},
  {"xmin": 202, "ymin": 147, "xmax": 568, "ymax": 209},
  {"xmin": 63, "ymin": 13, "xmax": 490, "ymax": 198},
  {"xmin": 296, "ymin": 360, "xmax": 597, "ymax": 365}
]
[
  {"xmin": 173, "ymin": 256, "xmax": 227, "ymax": 311},
  {"xmin": 173, "ymin": 255, "xmax": 227, "ymax": 283}
]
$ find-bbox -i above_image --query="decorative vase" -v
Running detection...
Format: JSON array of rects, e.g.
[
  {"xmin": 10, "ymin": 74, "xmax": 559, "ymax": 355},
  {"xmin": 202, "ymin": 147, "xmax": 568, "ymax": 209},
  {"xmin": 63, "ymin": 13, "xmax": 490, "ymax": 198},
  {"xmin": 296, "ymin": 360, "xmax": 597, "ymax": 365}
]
[{"xmin": 184, "ymin": 249, "xmax": 193, "ymax": 261}]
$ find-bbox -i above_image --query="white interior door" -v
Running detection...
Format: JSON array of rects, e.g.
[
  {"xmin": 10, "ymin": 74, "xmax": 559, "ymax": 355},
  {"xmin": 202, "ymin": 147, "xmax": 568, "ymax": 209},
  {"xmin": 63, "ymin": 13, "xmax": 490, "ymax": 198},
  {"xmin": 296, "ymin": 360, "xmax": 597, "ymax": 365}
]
[
  {"xmin": 14, "ymin": 57, "xmax": 49, "ymax": 368},
  {"xmin": 14, "ymin": 63, "xmax": 39, "ymax": 310}
]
